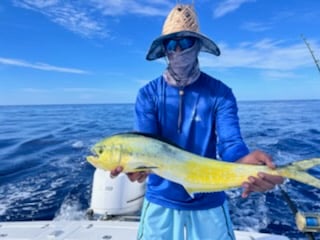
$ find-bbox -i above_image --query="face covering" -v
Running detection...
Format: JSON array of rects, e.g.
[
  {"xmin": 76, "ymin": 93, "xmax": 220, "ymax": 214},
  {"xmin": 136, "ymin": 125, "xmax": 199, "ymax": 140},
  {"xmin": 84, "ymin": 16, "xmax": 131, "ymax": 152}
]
[{"xmin": 163, "ymin": 40, "xmax": 201, "ymax": 88}]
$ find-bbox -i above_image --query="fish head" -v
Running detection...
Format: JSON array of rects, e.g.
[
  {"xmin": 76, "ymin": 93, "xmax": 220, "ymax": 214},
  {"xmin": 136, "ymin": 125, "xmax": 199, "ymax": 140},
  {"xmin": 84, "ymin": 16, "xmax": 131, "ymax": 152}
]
[{"xmin": 86, "ymin": 139, "xmax": 121, "ymax": 171}]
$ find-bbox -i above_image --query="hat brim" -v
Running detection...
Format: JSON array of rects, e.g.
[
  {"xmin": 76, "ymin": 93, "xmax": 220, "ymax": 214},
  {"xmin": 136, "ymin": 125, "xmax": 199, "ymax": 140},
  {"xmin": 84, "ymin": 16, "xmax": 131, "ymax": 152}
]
[{"xmin": 146, "ymin": 31, "xmax": 220, "ymax": 61}]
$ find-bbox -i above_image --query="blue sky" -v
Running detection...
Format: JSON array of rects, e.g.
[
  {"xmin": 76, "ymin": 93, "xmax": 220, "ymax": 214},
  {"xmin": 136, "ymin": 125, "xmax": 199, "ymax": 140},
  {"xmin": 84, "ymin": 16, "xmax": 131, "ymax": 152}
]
[{"xmin": 0, "ymin": 0, "xmax": 319, "ymax": 105}]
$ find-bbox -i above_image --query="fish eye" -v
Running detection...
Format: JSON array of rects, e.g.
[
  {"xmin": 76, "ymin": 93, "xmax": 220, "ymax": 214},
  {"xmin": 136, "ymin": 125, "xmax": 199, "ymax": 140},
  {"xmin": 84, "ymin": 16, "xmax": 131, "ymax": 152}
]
[{"xmin": 94, "ymin": 146, "xmax": 104, "ymax": 155}]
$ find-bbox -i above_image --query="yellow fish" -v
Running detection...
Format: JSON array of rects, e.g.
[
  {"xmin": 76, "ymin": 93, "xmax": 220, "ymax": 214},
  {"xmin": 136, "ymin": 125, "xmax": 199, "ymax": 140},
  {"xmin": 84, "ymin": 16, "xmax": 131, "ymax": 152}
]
[{"xmin": 87, "ymin": 132, "xmax": 320, "ymax": 195}]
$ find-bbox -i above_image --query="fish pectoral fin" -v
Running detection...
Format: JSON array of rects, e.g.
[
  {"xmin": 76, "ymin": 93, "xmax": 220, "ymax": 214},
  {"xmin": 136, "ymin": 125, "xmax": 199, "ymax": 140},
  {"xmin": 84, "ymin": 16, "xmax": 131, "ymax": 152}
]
[{"xmin": 134, "ymin": 166, "xmax": 158, "ymax": 171}]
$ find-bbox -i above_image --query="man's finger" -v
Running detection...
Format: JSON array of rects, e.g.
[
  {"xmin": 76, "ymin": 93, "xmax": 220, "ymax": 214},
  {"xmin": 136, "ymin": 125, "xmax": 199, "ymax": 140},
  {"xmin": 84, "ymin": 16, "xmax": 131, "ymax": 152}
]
[
  {"xmin": 241, "ymin": 182, "xmax": 252, "ymax": 198},
  {"xmin": 110, "ymin": 166, "xmax": 123, "ymax": 178}
]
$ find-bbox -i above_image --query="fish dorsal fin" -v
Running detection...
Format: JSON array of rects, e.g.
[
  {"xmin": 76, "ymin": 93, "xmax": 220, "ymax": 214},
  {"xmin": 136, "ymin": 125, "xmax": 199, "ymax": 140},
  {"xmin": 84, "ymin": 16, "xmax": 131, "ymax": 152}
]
[{"xmin": 113, "ymin": 131, "xmax": 186, "ymax": 151}]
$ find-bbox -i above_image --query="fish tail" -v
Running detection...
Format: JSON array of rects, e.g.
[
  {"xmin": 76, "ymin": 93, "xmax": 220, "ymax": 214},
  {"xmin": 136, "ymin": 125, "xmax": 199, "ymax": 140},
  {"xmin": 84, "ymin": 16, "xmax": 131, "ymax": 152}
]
[{"xmin": 278, "ymin": 158, "xmax": 320, "ymax": 189}]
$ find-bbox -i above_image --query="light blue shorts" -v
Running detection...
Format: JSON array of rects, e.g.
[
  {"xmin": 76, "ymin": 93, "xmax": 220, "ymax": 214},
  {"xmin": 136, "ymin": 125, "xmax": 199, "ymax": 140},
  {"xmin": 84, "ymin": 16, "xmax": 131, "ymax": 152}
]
[{"xmin": 137, "ymin": 199, "xmax": 235, "ymax": 240}]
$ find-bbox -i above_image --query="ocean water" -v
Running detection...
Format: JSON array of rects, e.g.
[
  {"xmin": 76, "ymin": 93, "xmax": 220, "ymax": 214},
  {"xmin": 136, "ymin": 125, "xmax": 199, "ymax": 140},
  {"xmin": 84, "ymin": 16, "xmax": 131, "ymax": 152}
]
[{"xmin": 0, "ymin": 100, "xmax": 319, "ymax": 239}]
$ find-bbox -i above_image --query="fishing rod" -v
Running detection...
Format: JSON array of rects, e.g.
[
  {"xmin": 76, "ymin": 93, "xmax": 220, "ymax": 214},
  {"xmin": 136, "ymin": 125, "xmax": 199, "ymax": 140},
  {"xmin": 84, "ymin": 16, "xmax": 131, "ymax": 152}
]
[
  {"xmin": 279, "ymin": 185, "xmax": 320, "ymax": 240},
  {"xmin": 301, "ymin": 34, "xmax": 320, "ymax": 74}
]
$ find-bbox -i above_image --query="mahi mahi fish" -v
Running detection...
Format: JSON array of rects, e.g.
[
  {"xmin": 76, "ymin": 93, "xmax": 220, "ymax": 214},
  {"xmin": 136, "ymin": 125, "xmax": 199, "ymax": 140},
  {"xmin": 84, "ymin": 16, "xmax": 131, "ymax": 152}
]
[{"xmin": 87, "ymin": 132, "xmax": 320, "ymax": 195}]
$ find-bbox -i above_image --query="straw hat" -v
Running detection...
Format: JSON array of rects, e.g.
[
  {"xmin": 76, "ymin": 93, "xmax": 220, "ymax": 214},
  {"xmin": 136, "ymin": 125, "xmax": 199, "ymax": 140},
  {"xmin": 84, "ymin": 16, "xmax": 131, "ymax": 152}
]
[{"xmin": 146, "ymin": 4, "xmax": 220, "ymax": 61}]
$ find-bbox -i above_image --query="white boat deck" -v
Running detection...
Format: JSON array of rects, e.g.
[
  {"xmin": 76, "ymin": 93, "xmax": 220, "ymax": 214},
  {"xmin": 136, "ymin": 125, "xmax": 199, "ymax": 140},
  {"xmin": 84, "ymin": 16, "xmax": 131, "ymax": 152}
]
[
  {"xmin": 0, "ymin": 220, "xmax": 290, "ymax": 240},
  {"xmin": 0, "ymin": 171, "xmax": 291, "ymax": 240}
]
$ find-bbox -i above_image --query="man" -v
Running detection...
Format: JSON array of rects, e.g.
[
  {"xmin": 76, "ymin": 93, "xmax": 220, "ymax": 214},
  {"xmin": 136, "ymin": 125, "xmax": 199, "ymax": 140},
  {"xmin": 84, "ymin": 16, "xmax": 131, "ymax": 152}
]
[{"xmin": 111, "ymin": 4, "xmax": 283, "ymax": 240}]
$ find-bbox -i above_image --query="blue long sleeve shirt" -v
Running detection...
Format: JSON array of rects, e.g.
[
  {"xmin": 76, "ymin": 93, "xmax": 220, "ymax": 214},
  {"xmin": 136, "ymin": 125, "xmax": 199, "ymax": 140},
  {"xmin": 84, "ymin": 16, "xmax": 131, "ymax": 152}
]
[{"xmin": 134, "ymin": 72, "xmax": 249, "ymax": 210}]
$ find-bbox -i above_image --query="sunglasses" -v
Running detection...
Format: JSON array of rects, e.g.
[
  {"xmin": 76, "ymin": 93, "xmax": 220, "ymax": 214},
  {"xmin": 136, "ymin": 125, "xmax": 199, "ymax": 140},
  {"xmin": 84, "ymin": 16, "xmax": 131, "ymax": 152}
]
[{"xmin": 164, "ymin": 37, "xmax": 196, "ymax": 52}]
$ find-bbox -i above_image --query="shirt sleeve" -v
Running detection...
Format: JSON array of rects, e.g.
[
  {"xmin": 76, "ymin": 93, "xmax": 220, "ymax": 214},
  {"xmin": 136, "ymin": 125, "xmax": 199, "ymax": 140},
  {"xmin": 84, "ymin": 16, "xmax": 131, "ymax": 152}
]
[
  {"xmin": 134, "ymin": 86, "xmax": 159, "ymax": 134},
  {"xmin": 215, "ymin": 88, "xmax": 249, "ymax": 162}
]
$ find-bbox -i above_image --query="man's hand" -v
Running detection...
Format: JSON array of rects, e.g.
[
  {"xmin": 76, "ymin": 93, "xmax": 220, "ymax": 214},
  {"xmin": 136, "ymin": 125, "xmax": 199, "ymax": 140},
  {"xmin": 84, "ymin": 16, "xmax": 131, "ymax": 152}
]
[
  {"xmin": 237, "ymin": 150, "xmax": 284, "ymax": 198},
  {"xmin": 110, "ymin": 166, "xmax": 148, "ymax": 183}
]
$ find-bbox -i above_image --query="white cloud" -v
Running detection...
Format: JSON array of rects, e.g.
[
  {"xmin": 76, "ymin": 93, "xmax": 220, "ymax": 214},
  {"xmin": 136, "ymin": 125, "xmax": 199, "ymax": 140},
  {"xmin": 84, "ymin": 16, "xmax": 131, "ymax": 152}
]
[
  {"xmin": 260, "ymin": 70, "xmax": 299, "ymax": 80},
  {"xmin": 241, "ymin": 21, "xmax": 272, "ymax": 32},
  {"xmin": 92, "ymin": 0, "xmax": 171, "ymax": 16},
  {"xmin": 13, "ymin": 0, "xmax": 108, "ymax": 38},
  {"xmin": 20, "ymin": 88, "xmax": 50, "ymax": 93},
  {"xmin": 12, "ymin": 0, "xmax": 172, "ymax": 38},
  {"xmin": 200, "ymin": 39, "xmax": 319, "ymax": 71},
  {"xmin": 62, "ymin": 88, "xmax": 105, "ymax": 93},
  {"xmin": 0, "ymin": 57, "xmax": 89, "ymax": 74},
  {"xmin": 214, "ymin": 0, "xmax": 255, "ymax": 18},
  {"xmin": 25, "ymin": 0, "xmax": 58, "ymax": 8},
  {"xmin": 135, "ymin": 79, "xmax": 150, "ymax": 87}
]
